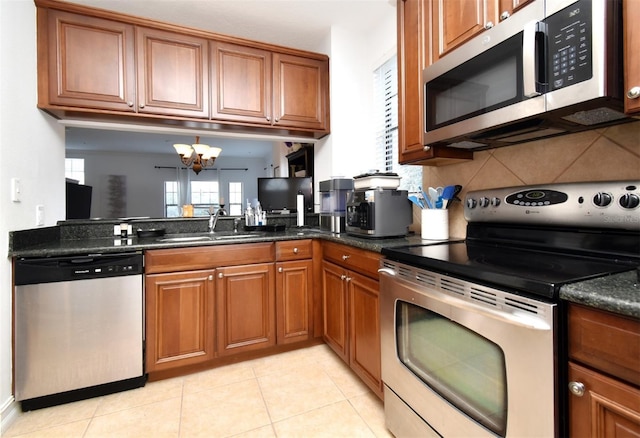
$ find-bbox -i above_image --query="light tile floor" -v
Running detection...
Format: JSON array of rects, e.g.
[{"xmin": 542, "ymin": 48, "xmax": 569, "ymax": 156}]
[{"xmin": 5, "ymin": 344, "xmax": 393, "ymax": 438}]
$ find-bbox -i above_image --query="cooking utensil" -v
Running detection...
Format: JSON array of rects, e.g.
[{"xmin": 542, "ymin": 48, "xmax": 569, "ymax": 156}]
[
  {"xmin": 445, "ymin": 185, "xmax": 463, "ymax": 208},
  {"xmin": 428, "ymin": 187, "xmax": 439, "ymax": 207},
  {"xmin": 408, "ymin": 195, "xmax": 424, "ymax": 209},
  {"xmin": 419, "ymin": 187, "xmax": 433, "ymax": 209}
]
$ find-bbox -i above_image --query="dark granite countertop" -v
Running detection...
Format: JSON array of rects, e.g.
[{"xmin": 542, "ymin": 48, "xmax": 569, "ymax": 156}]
[{"xmin": 560, "ymin": 269, "xmax": 640, "ymax": 320}]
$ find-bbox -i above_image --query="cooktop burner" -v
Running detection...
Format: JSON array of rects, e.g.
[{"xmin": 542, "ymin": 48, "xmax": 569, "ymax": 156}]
[{"xmin": 382, "ymin": 241, "xmax": 638, "ymax": 299}]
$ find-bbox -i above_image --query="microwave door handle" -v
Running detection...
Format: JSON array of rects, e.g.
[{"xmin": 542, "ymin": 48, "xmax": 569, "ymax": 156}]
[{"xmin": 523, "ymin": 21, "xmax": 541, "ymax": 98}]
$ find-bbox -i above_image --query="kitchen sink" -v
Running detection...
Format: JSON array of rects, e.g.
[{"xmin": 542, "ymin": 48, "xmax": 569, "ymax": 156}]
[
  {"xmin": 157, "ymin": 235, "xmax": 212, "ymax": 242},
  {"xmin": 213, "ymin": 234, "xmax": 258, "ymax": 240},
  {"xmin": 157, "ymin": 232, "xmax": 264, "ymax": 243}
]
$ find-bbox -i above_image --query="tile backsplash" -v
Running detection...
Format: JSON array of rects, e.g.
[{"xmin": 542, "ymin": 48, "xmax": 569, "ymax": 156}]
[{"xmin": 414, "ymin": 121, "xmax": 640, "ymax": 238}]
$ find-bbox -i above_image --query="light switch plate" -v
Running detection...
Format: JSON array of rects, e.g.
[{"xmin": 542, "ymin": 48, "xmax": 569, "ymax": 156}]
[
  {"xmin": 35, "ymin": 205, "xmax": 44, "ymax": 226},
  {"xmin": 11, "ymin": 177, "xmax": 21, "ymax": 202}
]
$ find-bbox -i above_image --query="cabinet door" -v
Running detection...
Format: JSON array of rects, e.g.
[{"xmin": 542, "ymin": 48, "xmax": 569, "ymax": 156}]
[
  {"xmin": 44, "ymin": 10, "xmax": 135, "ymax": 112},
  {"xmin": 211, "ymin": 42, "xmax": 272, "ymax": 124},
  {"xmin": 431, "ymin": 0, "xmax": 497, "ymax": 61},
  {"xmin": 497, "ymin": 0, "xmax": 535, "ymax": 23},
  {"xmin": 348, "ymin": 272, "xmax": 382, "ymax": 398},
  {"xmin": 624, "ymin": 0, "xmax": 640, "ymax": 114},
  {"xmin": 273, "ymin": 53, "xmax": 329, "ymax": 131},
  {"xmin": 568, "ymin": 362, "xmax": 640, "ymax": 437},
  {"xmin": 145, "ymin": 270, "xmax": 215, "ymax": 372},
  {"xmin": 216, "ymin": 263, "xmax": 275, "ymax": 356},
  {"xmin": 321, "ymin": 261, "xmax": 349, "ymax": 362},
  {"xmin": 136, "ymin": 27, "xmax": 209, "ymax": 118},
  {"xmin": 276, "ymin": 259, "xmax": 313, "ymax": 344}
]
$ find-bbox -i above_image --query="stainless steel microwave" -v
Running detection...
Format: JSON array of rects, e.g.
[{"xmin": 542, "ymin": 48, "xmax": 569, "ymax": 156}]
[{"xmin": 423, "ymin": 0, "xmax": 635, "ymax": 150}]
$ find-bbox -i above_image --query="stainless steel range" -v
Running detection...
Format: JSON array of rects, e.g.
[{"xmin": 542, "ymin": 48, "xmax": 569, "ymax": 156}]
[{"xmin": 380, "ymin": 181, "xmax": 640, "ymax": 437}]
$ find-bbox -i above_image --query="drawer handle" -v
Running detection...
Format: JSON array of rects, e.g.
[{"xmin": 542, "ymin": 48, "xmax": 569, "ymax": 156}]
[
  {"xmin": 342, "ymin": 255, "xmax": 350, "ymax": 261},
  {"xmin": 293, "ymin": 247, "xmax": 299, "ymax": 254},
  {"xmin": 628, "ymin": 86, "xmax": 640, "ymax": 100},
  {"xmin": 568, "ymin": 381, "xmax": 585, "ymax": 397}
]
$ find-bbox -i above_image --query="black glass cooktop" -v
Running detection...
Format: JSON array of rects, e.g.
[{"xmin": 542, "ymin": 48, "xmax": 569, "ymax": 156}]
[{"xmin": 382, "ymin": 241, "xmax": 639, "ymax": 300}]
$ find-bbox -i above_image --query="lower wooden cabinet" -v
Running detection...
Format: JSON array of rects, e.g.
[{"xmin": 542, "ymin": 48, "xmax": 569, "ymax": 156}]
[
  {"xmin": 276, "ymin": 259, "xmax": 313, "ymax": 344},
  {"xmin": 216, "ymin": 263, "xmax": 275, "ymax": 356},
  {"xmin": 567, "ymin": 304, "xmax": 640, "ymax": 437},
  {"xmin": 321, "ymin": 242, "xmax": 382, "ymax": 399},
  {"xmin": 145, "ymin": 269, "xmax": 215, "ymax": 372}
]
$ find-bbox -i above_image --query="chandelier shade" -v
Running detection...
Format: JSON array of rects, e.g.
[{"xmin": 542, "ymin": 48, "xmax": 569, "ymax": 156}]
[{"xmin": 173, "ymin": 136, "xmax": 221, "ymax": 174}]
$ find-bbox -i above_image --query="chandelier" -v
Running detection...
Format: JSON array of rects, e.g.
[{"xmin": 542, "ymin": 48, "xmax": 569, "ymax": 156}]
[{"xmin": 173, "ymin": 136, "xmax": 221, "ymax": 175}]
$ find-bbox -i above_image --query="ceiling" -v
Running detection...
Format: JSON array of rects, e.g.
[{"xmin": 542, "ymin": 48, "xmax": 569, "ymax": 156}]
[{"xmin": 62, "ymin": 0, "xmax": 396, "ymax": 158}]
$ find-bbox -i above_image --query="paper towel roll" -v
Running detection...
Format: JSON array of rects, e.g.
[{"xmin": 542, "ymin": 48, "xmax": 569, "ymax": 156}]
[{"xmin": 297, "ymin": 193, "xmax": 304, "ymax": 226}]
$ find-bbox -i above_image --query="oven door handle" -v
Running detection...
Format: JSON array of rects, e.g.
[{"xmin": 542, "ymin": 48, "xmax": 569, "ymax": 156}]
[{"xmin": 379, "ymin": 268, "xmax": 551, "ymax": 331}]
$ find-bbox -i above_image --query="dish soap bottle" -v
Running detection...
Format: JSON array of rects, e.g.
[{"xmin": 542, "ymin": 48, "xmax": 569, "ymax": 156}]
[{"xmin": 245, "ymin": 199, "xmax": 254, "ymax": 226}]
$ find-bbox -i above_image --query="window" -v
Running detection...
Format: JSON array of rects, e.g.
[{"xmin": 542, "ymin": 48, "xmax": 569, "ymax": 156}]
[
  {"xmin": 374, "ymin": 55, "xmax": 422, "ymax": 191},
  {"xmin": 228, "ymin": 182, "xmax": 243, "ymax": 216},
  {"xmin": 191, "ymin": 181, "xmax": 219, "ymax": 216},
  {"xmin": 164, "ymin": 181, "xmax": 180, "ymax": 217},
  {"xmin": 65, "ymin": 158, "xmax": 85, "ymax": 184}
]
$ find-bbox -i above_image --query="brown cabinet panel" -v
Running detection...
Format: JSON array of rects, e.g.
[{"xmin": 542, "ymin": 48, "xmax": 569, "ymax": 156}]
[
  {"xmin": 322, "ymin": 241, "xmax": 380, "ymax": 280},
  {"xmin": 624, "ymin": 0, "xmax": 640, "ymax": 114},
  {"xmin": 275, "ymin": 239, "xmax": 313, "ymax": 261},
  {"xmin": 432, "ymin": 0, "xmax": 496, "ymax": 61},
  {"xmin": 349, "ymin": 272, "xmax": 382, "ymax": 397},
  {"xmin": 145, "ymin": 270, "xmax": 215, "ymax": 372},
  {"xmin": 273, "ymin": 53, "xmax": 329, "ymax": 131},
  {"xmin": 43, "ymin": 10, "xmax": 136, "ymax": 111},
  {"xmin": 136, "ymin": 27, "xmax": 209, "ymax": 118},
  {"xmin": 276, "ymin": 259, "xmax": 313, "ymax": 344},
  {"xmin": 569, "ymin": 304, "xmax": 640, "ymax": 387},
  {"xmin": 145, "ymin": 243, "xmax": 274, "ymax": 274},
  {"xmin": 568, "ymin": 362, "xmax": 640, "ymax": 438},
  {"xmin": 211, "ymin": 42, "xmax": 272, "ymax": 124},
  {"xmin": 322, "ymin": 260, "xmax": 349, "ymax": 362},
  {"xmin": 216, "ymin": 263, "xmax": 275, "ymax": 356}
]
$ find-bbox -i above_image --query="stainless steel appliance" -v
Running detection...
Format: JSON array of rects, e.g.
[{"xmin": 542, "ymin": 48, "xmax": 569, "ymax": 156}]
[
  {"xmin": 319, "ymin": 178, "xmax": 353, "ymax": 233},
  {"xmin": 380, "ymin": 181, "xmax": 640, "ymax": 437},
  {"xmin": 346, "ymin": 189, "xmax": 412, "ymax": 238},
  {"xmin": 423, "ymin": 0, "xmax": 633, "ymax": 151},
  {"xmin": 15, "ymin": 252, "xmax": 146, "ymax": 410}
]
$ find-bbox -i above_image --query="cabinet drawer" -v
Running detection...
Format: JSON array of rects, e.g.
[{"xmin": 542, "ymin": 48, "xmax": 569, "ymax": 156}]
[
  {"xmin": 322, "ymin": 241, "xmax": 380, "ymax": 279},
  {"xmin": 145, "ymin": 242, "xmax": 274, "ymax": 274},
  {"xmin": 276, "ymin": 239, "xmax": 312, "ymax": 261},
  {"xmin": 568, "ymin": 303, "xmax": 640, "ymax": 387}
]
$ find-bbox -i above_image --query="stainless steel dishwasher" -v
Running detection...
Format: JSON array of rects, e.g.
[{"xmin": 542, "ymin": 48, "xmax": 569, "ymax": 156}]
[{"xmin": 14, "ymin": 252, "xmax": 146, "ymax": 410}]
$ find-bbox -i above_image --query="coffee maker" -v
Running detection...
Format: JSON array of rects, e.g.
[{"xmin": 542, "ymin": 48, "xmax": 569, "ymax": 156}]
[{"xmin": 319, "ymin": 178, "xmax": 354, "ymax": 233}]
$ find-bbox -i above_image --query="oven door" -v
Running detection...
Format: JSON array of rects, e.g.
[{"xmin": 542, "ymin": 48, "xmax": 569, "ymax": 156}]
[{"xmin": 379, "ymin": 261, "xmax": 556, "ymax": 438}]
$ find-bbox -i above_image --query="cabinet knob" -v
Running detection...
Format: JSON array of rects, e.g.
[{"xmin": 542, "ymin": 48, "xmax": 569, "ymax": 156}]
[
  {"xmin": 345, "ymin": 276, "xmax": 351, "ymax": 282},
  {"xmin": 627, "ymin": 86, "xmax": 640, "ymax": 100},
  {"xmin": 278, "ymin": 267, "xmax": 283, "ymax": 273},
  {"xmin": 342, "ymin": 255, "xmax": 350, "ymax": 261},
  {"xmin": 500, "ymin": 11, "xmax": 510, "ymax": 20},
  {"xmin": 127, "ymin": 101, "xmax": 134, "ymax": 107},
  {"xmin": 423, "ymin": 145, "xmax": 431, "ymax": 152},
  {"xmin": 340, "ymin": 274, "xmax": 347, "ymax": 281},
  {"xmin": 139, "ymin": 103, "xmax": 145, "ymax": 109},
  {"xmin": 568, "ymin": 381, "xmax": 585, "ymax": 397},
  {"xmin": 208, "ymin": 275, "xmax": 213, "ymax": 281},
  {"xmin": 293, "ymin": 247, "xmax": 299, "ymax": 254},
  {"xmin": 275, "ymin": 117, "xmax": 280, "ymax": 123},
  {"xmin": 266, "ymin": 116, "xmax": 271, "ymax": 121},
  {"xmin": 218, "ymin": 272, "xmax": 224, "ymax": 279},
  {"xmin": 484, "ymin": 21, "xmax": 494, "ymax": 29}
]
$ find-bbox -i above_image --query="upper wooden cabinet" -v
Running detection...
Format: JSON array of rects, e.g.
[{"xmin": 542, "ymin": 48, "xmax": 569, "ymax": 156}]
[
  {"xmin": 136, "ymin": 27, "xmax": 209, "ymax": 118},
  {"xmin": 211, "ymin": 42, "xmax": 272, "ymax": 125},
  {"xmin": 624, "ymin": 0, "xmax": 640, "ymax": 114},
  {"xmin": 35, "ymin": 0, "xmax": 330, "ymax": 139},
  {"xmin": 273, "ymin": 53, "xmax": 329, "ymax": 131},
  {"xmin": 40, "ymin": 10, "xmax": 136, "ymax": 112},
  {"xmin": 397, "ymin": 0, "xmax": 473, "ymax": 166}
]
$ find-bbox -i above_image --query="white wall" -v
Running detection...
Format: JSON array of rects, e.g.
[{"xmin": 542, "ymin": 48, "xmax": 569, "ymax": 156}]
[
  {"xmin": 1, "ymin": 0, "xmax": 66, "ymax": 430},
  {"xmin": 66, "ymin": 150, "xmax": 270, "ymax": 218}
]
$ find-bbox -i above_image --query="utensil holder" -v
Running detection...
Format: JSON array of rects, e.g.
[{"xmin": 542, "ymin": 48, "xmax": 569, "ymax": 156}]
[{"xmin": 421, "ymin": 209, "xmax": 449, "ymax": 240}]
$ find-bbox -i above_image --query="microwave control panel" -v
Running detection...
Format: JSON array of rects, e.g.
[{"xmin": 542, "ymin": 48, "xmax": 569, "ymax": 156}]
[{"xmin": 544, "ymin": 0, "xmax": 592, "ymax": 91}]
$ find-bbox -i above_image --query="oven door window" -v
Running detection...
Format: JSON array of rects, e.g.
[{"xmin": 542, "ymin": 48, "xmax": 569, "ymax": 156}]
[{"xmin": 396, "ymin": 301, "xmax": 507, "ymax": 437}]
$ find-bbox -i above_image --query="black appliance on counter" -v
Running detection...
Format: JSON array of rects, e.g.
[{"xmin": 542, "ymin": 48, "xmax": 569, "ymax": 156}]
[{"xmin": 380, "ymin": 181, "xmax": 640, "ymax": 437}]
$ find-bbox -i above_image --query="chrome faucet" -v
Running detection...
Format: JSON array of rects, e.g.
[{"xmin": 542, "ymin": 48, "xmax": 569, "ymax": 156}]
[{"xmin": 208, "ymin": 207, "xmax": 225, "ymax": 233}]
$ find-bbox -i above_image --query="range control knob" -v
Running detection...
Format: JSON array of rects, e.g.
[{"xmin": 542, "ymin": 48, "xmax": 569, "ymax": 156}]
[
  {"xmin": 479, "ymin": 197, "xmax": 490, "ymax": 208},
  {"xmin": 593, "ymin": 192, "xmax": 612, "ymax": 207},
  {"xmin": 466, "ymin": 198, "xmax": 477, "ymax": 209},
  {"xmin": 491, "ymin": 197, "xmax": 501, "ymax": 207},
  {"xmin": 619, "ymin": 193, "xmax": 640, "ymax": 209}
]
